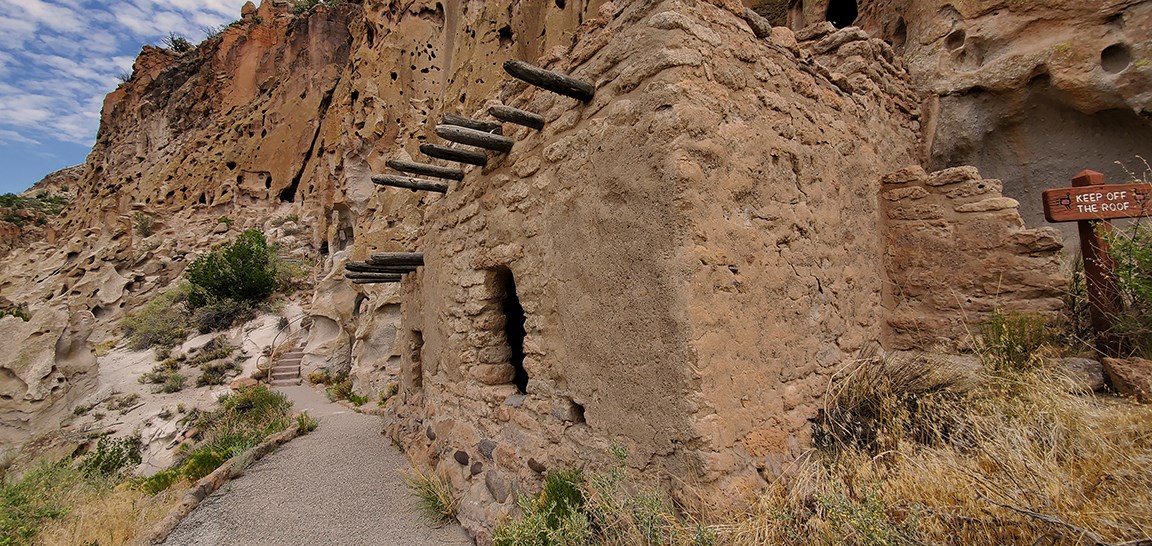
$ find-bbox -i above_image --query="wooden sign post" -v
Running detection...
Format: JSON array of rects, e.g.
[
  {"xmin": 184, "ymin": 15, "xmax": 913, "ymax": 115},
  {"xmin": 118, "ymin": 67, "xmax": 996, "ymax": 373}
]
[{"xmin": 1043, "ymin": 169, "xmax": 1152, "ymax": 356}]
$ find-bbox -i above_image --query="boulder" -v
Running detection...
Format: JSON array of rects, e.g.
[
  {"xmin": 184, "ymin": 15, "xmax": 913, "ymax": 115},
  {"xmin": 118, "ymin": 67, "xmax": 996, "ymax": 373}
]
[{"xmin": 1102, "ymin": 357, "xmax": 1152, "ymax": 403}]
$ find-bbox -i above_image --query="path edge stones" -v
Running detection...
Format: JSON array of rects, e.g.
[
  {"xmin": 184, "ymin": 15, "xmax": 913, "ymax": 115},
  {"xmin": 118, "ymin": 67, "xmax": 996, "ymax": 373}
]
[{"xmin": 132, "ymin": 419, "xmax": 306, "ymax": 546}]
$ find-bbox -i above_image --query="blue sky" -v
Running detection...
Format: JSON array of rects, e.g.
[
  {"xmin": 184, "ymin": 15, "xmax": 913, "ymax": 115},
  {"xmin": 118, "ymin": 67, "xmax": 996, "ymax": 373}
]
[{"xmin": 0, "ymin": 0, "xmax": 253, "ymax": 195}]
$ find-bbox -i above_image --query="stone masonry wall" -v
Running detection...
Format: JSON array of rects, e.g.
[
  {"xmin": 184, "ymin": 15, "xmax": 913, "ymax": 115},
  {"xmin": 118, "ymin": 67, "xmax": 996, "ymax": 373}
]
[
  {"xmin": 379, "ymin": 2, "xmax": 921, "ymax": 540},
  {"xmin": 880, "ymin": 165, "xmax": 1067, "ymax": 351}
]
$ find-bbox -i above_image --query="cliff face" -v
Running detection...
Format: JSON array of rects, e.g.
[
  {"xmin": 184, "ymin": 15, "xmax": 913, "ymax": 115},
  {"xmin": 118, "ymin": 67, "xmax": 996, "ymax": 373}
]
[{"xmin": 778, "ymin": 0, "xmax": 1152, "ymax": 229}]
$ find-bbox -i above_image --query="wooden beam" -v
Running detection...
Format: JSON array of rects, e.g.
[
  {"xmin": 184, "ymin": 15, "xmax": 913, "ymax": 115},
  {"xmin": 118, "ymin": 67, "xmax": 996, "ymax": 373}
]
[
  {"xmin": 488, "ymin": 105, "xmax": 545, "ymax": 130},
  {"xmin": 443, "ymin": 113, "xmax": 503, "ymax": 135},
  {"xmin": 503, "ymin": 60, "xmax": 595, "ymax": 102},
  {"xmin": 345, "ymin": 265, "xmax": 416, "ymax": 274},
  {"xmin": 435, "ymin": 125, "xmax": 515, "ymax": 153},
  {"xmin": 420, "ymin": 144, "xmax": 488, "ymax": 167},
  {"xmin": 351, "ymin": 278, "xmax": 402, "ymax": 285},
  {"xmin": 367, "ymin": 252, "xmax": 424, "ymax": 266},
  {"xmin": 344, "ymin": 273, "xmax": 404, "ymax": 281},
  {"xmin": 386, "ymin": 159, "xmax": 465, "ymax": 181},
  {"xmin": 371, "ymin": 174, "xmax": 448, "ymax": 193}
]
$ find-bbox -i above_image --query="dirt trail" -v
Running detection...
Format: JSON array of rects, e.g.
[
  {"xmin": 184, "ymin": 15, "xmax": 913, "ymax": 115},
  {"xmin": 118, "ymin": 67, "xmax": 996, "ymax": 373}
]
[{"xmin": 159, "ymin": 385, "xmax": 473, "ymax": 546}]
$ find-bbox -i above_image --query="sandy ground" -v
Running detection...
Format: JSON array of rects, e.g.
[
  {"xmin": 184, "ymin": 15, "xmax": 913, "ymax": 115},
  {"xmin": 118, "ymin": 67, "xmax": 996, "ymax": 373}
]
[{"xmin": 158, "ymin": 384, "xmax": 474, "ymax": 546}]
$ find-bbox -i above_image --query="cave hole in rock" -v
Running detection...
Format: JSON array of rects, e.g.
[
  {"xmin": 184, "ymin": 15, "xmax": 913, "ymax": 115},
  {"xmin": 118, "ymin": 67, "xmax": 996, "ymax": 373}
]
[
  {"xmin": 354, "ymin": 294, "xmax": 367, "ymax": 317},
  {"xmin": 945, "ymin": 28, "xmax": 965, "ymax": 50},
  {"xmin": 91, "ymin": 305, "xmax": 106, "ymax": 319},
  {"xmin": 825, "ymin": 0, "xmax": 857, "ymax": 28},
  {"xmin": 788, "ymin": 0, "xmax": 806, "ymax": 29},
  {"xmin": 555, "ymin": 0, "xmax": 565, "ymax": 8},
  {"xmin": 226, "ymin": 161, "xmax": 237, "ymax": 170},
  {"xmin": 494, "ymin": 267, "xmax": 528, "ymax": 393},
  {"xmin": 892, "ymin": 17, "xmax": 907, "ymax": 49},
  {"xmin": 498, "ymin": 25, "xmax": 513, "ymax": 48},
  {"xmin": 1101, "ymin": 43, "xmax": 1132, "ymax": 74}
]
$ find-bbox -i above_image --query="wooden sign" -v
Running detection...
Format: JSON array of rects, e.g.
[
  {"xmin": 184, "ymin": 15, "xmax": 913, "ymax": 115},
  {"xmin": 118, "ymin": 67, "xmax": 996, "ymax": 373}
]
[
  {"xmin": 1042, "ymin": 170, "xmax": 1128, "ymax": 356},
  {"xmin": 1043, "ymin": 183, "xmax": 1152, "ymax": 222}
]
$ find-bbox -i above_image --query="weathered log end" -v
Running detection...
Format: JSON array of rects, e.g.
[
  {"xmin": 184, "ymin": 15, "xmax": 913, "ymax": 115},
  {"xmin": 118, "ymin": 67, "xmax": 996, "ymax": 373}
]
[
  {"xmin": 488, "ymin": 105, "xmax": 545, "ymax": 131},
  {"xmin": 503, "ymin": 60, "xmax": 595, "ymax": 103},
  {"xmin": 443, "ymin": 113, "xmax": 503, "ymax": 135},
  {"xmin": 435, "ymin": 125, "xmax": 515, "ymax": 153},
  {"xmin": 420, "ymin": 144, "xmax": 488, "ymax": 167},
  {"xmin": 371, "ymin": 174, "xmax": 449, "ymax": 193},
  {"xmin": 386, "ymin": 159, "xmax": 465, "ymax": 181}
]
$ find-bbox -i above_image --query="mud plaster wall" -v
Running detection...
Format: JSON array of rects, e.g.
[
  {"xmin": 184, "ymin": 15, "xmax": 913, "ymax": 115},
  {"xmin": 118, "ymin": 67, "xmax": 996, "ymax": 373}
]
[{"xmin": 377, "ymin": 1, "xmax": 919, "ymax": 538}]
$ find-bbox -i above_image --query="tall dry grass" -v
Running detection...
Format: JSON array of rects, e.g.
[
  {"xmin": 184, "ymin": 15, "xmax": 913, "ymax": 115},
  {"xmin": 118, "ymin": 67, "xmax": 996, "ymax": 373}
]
[
  {"xmin": 719, "ymin": 354, "xmax": 1152, "ymax": 545},
  {"xmin": 35, "ymin": 482, "xmax": 188, "ymax": 546}
]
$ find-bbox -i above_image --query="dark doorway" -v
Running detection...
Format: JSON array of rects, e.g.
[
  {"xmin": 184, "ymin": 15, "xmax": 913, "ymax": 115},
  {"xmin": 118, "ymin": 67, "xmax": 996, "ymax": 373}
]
[
  {"xmin": 826, "ymin": 0, "xmax": 857, "ymax": 28},
  {"xmin": 496, "ymin": 268, "xmax": 528, "ymax": 393}
]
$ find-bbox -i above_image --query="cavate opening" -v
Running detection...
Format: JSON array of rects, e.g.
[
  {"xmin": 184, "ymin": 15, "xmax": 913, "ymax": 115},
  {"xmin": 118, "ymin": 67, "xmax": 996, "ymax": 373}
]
[
  {"xmin": 495, "ymin": 267, "xmax": 528, "ymax": 393},
  {"xmin": 825, "ymin": 0, "xmax": 857, "ymax": 29},
  {"xmin": 1101, "ymin": 43, "xmax": 1132, "ymax": 74}
]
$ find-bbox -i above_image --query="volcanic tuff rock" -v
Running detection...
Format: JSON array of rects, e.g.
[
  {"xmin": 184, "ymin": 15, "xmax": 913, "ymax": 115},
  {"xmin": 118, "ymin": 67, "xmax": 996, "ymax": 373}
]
[{"xmin": 773, "ymin": 0, "xmax": 1152, "ymax": 231}]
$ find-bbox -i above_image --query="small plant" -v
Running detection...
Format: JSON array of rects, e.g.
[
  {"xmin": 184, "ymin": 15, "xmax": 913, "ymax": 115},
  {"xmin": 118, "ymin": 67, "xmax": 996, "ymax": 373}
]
[
  {"xmin": 197, "ymin": 360, "xmax": 240, "ymax": 387},
  {"xmin": 494, "ymin": 470, "xmax": 590, "ymax": 546},
  {"xmin": 404, "ymin": 468, "xmax": 459, "ymax": 522},
  {"xmin": 161, "ymin": 32, "xmax": 193, "ymax": 53},
  {"xmin": 296, "ymin": 412, "xmax": 319, "ymax": 433},
  {"xmin": 980, "ymin": 308, "xmax": 1052, "ymax": 372},
  {"xmin": 292, "ymin": 0, "xmax": 322, "ymax": 14},
  {"xmin": 217, "ymin": 215, "xmax": 233, "ymax": 228},
  {"xmin": 202, "ymin": 24, "xmax": 229, "ymax": 39},
  {"xmin": 78, "ymin": 435, "xmax": 142, "ymax": 478},
  {"xmin": 106, "ymin": 393, "xmax": 141, "ymax": 411},
  {"xmin": 116, "ymin": 70, "xmax": 132, "ymax": 83},
  {"xmin": 160, "ymin": 373, "xmax": 186, "ymax": 393},
  {"xmin": 132, "ymin": 212, "xmax": 155, "ymax": 237},
  {"xmin": 121, "ymin": 287, "xmax": 191, "ymax": 350},
  {"xmin": 135, "ymin": 468, "xmax": 180, "ymax": 494},
  {"xmin": 0, "ymin": 304, "xmax": 30, "ymax": 321}
]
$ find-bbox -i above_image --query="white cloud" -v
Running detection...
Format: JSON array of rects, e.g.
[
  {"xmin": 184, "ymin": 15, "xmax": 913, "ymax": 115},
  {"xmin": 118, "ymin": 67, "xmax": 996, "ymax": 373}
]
[{"xmin": 0, "ymin": 0, "xmax": 251, "ymax": 148}]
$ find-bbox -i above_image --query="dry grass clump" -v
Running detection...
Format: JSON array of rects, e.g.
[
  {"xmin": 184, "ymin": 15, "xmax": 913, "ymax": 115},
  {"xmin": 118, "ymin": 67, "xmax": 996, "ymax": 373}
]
[
  {"xmin": 35, "ymin": 482, "xmax": 188, "ymax": 546},
  {"xmin": 719, "ymin": 354, "xmax": 1152, "ymax": 545},
  {"xmin": 404, "ymin": 467, "xmax": 460, "ymax": 523}
]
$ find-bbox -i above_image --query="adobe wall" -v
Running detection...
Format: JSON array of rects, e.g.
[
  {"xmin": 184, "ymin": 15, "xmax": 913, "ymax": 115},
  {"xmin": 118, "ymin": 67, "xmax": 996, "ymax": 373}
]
[{"xmin": 378, "ymin": 1, "xmax": 920, "ymax": 538}]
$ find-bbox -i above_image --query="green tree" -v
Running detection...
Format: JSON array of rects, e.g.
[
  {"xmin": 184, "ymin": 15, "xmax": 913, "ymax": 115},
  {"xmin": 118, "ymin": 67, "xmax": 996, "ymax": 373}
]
[{"xmin": 186, "ymin": 229, "xmax": 281, "ymax": 308}]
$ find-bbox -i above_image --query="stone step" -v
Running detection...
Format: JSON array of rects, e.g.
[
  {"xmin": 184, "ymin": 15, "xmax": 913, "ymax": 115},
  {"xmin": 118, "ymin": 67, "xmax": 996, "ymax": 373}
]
[
  {"xmin": 270, "ymin": 379, "xmax": 301, "ymax": 386},
  {"xmin": 274, "ymin": 358, "xmax": 302, "ymax": 366}
]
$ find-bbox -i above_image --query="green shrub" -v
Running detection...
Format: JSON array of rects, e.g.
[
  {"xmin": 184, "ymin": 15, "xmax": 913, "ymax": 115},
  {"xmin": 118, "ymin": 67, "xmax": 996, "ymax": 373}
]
[
  {"xmin": 135, "ymin": 468, "xmax": 180, "ymax": 494},
  {"xmin": 185, "ymin": 229, "xmax": 281, "ymax": 309},
  {"xmin": 197, "ymin": 360, "xmax": 239, "ymax": 387},
  {"xmin": 1106, "ymin": 222, "xmax": 1152, "ymax": 357},
  {"xmin": 0, "ymin": 462, "xmax": 80, "ymax": 545},
  {"xmin": 180, "ymin": 449, "xmax": 228, "ymax": 482},
  {"xmin": 121, "ymin": 288, "xmax": 191, "ymax": 350},
  {"xmin": 494, "ymin": 470, "xmax": 589, "ymax": 546},
  {"xmin": 160, "ymin": 373, "xmax": 186, "ymax": 393},
  {"xmin": 78, "ymin": 435, "xmax": 141, "ymax": 478}
]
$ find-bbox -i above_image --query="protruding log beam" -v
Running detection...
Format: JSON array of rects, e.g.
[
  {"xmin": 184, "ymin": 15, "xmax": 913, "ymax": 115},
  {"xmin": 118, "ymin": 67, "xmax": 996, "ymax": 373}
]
[
  {"xmin": 371, "ymin": 174, "xmax": 448, "ymax": 193},
  {"xmin": 351, "ymin": 278, "xmax": 402, "ymax": 285},
  {"xmin": 386, "ymin": 159, "xmax": 465, "ymax": 181},
  {"xmin": 503, "ymin": 60, "xmax": 595, "ymax": 102},
  {"xmin": 345, "ymin": 265, "xmax": 417, "ymax": 275},
  {"xmin": 420, "ymin": 144, "xmax": 488, "ymax": 167},
  {"xmin": 344, "ymin": 273, "xmax": 404, "ymax": 281},
  {"xmin": 435, "ymin": 125, "xmax": 515, "ymax": 153},
  {"xmin": 488, "ymin": 105, "xmax": 545, "ymax": 130},
  {"xmin": 443, "ymin": 113, "xmax": 503, "ymax": 135},
  {"xmin": 367, "ymin": 252, "xmax": 424, "ymax": 266}
]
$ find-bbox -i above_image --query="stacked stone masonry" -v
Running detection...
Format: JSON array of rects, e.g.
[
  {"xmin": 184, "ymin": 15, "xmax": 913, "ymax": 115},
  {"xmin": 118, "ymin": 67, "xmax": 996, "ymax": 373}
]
[{"xmin": 880, "ymin": 165, "xmax": 1067, "ymax": 351}]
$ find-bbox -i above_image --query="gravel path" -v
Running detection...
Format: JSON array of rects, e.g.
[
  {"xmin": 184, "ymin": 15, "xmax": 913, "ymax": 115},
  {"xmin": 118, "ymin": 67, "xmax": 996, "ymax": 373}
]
[{"xmin": 159, "ymin": 385, "xmax": 473, "ymax": 546}]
